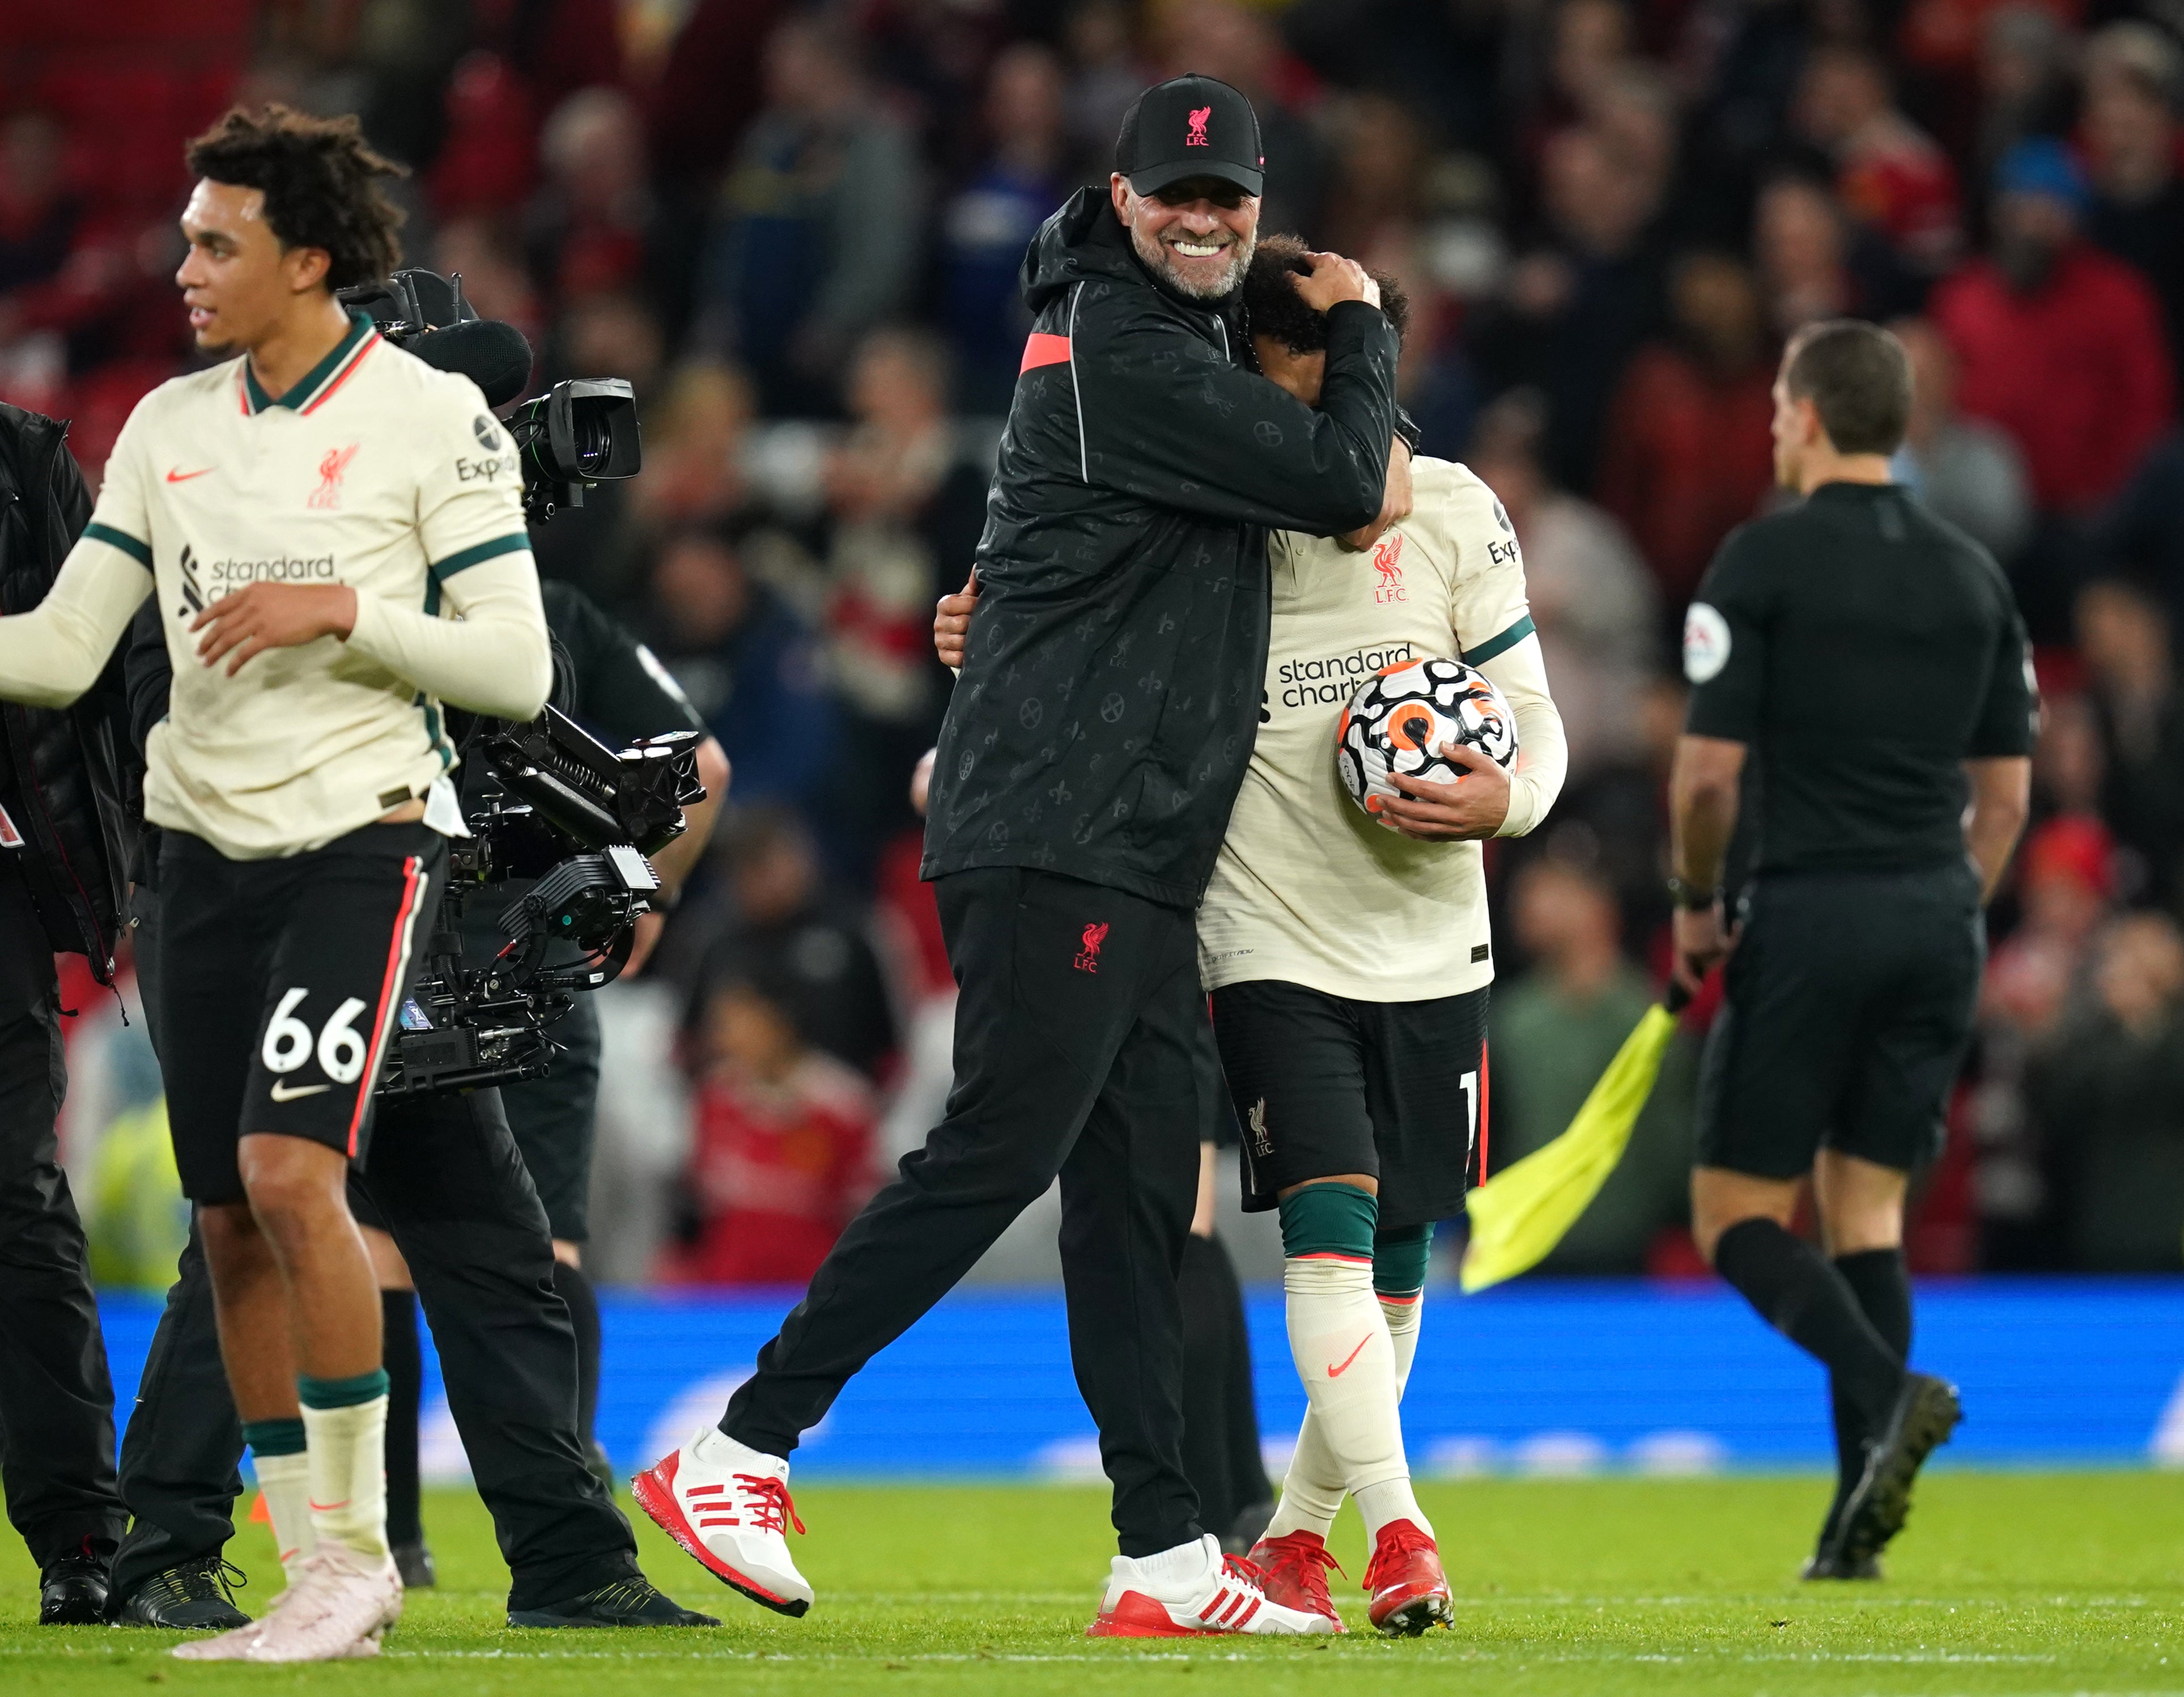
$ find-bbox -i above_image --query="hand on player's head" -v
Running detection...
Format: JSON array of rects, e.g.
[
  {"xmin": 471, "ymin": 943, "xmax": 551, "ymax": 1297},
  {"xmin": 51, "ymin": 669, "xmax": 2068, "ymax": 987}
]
[
  {"xmin": 1294, "ymin": 251, "xmax": 1380, "ymax": 313},
  {"xmin": 934, "ymin": 571, "xmax": 979, "ymax": 669},
  {"xmin": 1378, "ymin": 739, "xmax": 1510, "ymax": 841}
]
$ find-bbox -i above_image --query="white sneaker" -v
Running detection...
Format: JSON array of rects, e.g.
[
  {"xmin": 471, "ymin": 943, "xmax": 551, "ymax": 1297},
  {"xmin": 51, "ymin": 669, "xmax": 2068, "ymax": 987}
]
[
  {"xmin": 1087, "ymin": 1534, "xmax": 1334, "ymax": 1637},
  {"xmin": 632, "ymin": 1427, "xmax": 814, "ymax": 1617},
  {"xmin": 171, "ymin": 1544, "xmax": 401, "ymax": 1664}
]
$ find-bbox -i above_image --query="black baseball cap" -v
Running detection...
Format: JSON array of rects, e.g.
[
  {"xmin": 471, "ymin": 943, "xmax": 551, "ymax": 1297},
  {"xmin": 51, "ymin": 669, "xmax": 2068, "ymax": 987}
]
[{"xmin": 1115, "ymin": 74, "xmax": 1265, "ymax": 198}]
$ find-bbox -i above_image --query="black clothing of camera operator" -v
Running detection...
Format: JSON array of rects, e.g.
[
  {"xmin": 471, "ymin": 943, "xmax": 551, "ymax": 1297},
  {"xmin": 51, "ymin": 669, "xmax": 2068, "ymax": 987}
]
[
  {"xmin": 450, "ymin": 579, "xmax": 717, "ymax": 1253},
  {"xmin": 0, "ymin": 402, "xmax": 132, "ymax": 1617},
  {"xmin": 104, "ymin": 580, "xmax": 720, "ymax": 1618}
]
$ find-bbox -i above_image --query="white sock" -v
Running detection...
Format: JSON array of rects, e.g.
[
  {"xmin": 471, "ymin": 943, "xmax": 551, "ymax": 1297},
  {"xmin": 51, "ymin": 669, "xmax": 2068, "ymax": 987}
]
[
  {"xmin": 1116, "ymin": 1534, "xmax": 1217, "ymax": 1591},
  {"xmin": 1268, "ymin": 1287, "xmax": 1431, "ymax": 1543},
  {"xmin": 1381, "ymin": 1289, "xmax": 1424, "ymax": 1393},
  {"xmin": 692, "ymin": 1425, "xmax": 787, "ymax": 1477},
  {"xmin": 301, "ymin": 1395, "xmax": 390, "ymax": 1563},
  {"xmin": 252, "ymin": 1451, "xmax": 316, "ymax": 1584}
]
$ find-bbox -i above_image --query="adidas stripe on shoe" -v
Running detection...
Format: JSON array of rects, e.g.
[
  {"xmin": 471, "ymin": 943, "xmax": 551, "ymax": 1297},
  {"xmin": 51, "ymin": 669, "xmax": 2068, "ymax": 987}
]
[{"xmin": 1088, "ymin": 1534, "xmax": 1333, "ymax": 1637}]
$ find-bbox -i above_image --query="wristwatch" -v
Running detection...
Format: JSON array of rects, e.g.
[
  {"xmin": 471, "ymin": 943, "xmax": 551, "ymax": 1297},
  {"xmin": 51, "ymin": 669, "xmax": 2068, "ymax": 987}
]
[{"xmin": 1665, "ymin": 876, "xmax": 1719, "ymax": 911}]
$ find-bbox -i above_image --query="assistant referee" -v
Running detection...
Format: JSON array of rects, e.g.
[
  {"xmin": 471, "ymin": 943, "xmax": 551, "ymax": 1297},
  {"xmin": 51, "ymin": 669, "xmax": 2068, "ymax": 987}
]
[{"xmin": 1668, "ymin": 319, "xmax": 2034, "ymax": 1581}]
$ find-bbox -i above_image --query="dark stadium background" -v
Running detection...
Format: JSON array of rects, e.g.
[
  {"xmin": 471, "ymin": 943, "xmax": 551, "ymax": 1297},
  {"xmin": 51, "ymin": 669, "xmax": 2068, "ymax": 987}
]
[{"xmin": 8, "ymin": 0, "xmax": 2184, "ymax": 1477}]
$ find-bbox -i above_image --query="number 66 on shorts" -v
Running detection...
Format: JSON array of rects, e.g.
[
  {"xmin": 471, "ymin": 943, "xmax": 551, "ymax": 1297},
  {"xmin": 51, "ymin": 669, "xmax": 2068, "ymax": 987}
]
[
  {"xmin": 262, "ymin": 988, "xmax": 372, "ymax": 1084},
  {"xmin": 152, "ymin": 824, "xmax": 446, "ymax": 1205}
]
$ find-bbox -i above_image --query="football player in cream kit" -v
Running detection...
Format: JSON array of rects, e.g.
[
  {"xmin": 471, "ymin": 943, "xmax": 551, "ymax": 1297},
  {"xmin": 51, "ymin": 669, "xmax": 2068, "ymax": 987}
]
[
  {"xmin": 936, "ymin": 238, "xmax": 1566, "ymax": 1634},
  {"xmin": 0, "ymin": 108, "xmax": 550, "ymax": 1661}
]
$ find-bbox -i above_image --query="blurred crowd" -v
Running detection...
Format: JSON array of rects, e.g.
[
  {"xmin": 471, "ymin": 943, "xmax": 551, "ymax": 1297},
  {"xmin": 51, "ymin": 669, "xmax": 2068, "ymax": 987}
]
[{"xmin": 10, "ymin": 0, "xmax": 2184, "ymax": 1283}]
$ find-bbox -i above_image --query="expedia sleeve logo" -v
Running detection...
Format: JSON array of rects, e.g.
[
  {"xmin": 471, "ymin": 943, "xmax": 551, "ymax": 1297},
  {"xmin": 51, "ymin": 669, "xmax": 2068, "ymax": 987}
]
[{"xmin": 457, "ymin": 413, "xmax": 516, "ymax": 482}]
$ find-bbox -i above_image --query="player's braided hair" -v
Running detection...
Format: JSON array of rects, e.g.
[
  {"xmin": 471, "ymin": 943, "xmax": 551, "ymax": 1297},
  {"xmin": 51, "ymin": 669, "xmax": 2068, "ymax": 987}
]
[
  {"xmin": 1240, "ymin": 233, "xmax": 1409, "ymax": 355},
  {"xmin": 185, "ymin": 105, "xmax": 407, "ymax": 291}
]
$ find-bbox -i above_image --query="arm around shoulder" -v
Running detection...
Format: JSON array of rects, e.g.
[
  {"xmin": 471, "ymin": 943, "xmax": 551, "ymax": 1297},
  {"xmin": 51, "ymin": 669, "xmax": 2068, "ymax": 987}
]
[{"xmin": 1076, "ymin": 300, "xmax": 1399, "ymax": 534}]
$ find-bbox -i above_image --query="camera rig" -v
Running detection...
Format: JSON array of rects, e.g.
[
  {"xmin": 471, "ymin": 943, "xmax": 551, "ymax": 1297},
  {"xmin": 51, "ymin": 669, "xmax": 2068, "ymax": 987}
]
[
  {"xmin": 375, "ymin": 707, "xmax": 706, "ymax": 1101},
  {"xmin": 340, "ymin": 267, "xmax": 643, "ymax": 523}
]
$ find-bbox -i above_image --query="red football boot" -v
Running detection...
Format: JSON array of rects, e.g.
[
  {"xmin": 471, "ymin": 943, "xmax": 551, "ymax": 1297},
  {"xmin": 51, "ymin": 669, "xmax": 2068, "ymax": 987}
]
[
  {"xmin": 1245, "ymin": 1530, "xmax": 1347, "ymax": 1632},
  {"xmin": 1363, "ymin": 1520, "xmax": 1453, "ymax": 1637}
]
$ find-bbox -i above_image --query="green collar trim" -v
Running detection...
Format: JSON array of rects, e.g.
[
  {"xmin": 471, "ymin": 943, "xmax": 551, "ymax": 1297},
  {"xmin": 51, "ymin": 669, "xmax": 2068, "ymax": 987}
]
[{"xmin": 244, "ymin": 309, "xmax": 376, "ymax": 415}]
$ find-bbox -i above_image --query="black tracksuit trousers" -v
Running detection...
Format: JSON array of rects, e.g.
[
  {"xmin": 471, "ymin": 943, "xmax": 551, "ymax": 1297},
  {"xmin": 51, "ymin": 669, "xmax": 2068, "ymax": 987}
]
[
  {"xmin": 0, "ymin": 866, "xmax": 126, "ymax": 1567},
  {"xmin": 112, "ymin": 889, "xmax": 638, "ymax": 1612},
  {"xmin": 723, "ymin": 867, "xmax": 1205, "ymax": 1558}
]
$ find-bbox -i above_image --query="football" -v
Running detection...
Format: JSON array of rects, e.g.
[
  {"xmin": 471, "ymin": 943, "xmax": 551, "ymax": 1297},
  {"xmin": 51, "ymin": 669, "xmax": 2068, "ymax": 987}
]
[{"xmin": 1336, "ymin": 656, "xmax": 1519, "ymax": 822}]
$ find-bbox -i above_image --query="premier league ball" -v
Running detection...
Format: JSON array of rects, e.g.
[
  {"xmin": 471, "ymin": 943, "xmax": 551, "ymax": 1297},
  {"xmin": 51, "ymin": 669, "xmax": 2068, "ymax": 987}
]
[{"xmin": 1336, "ymin": 656, "xmax": 1519, "ymax": 823}]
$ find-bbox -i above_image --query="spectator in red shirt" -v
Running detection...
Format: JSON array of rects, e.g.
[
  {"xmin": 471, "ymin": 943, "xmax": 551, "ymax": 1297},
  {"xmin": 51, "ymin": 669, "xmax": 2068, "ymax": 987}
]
[
  {"xmin": 1931, "ymin": 138, "xmax": 2175, "ymax": 519},
  {"xmin": 1597, "ymin": 251, "xmax": 1776, "ymax": 604},
  {"xmin": 525, "ymin": 87, "xmax": 655, "ymax": 307},
  {"xmin": 668, "ymin": 970, "xmax": 881, "ymax": 1287},
  {"xmin": 1793, "ymin": 43, "xmax": 1965, "ymax": 275}
]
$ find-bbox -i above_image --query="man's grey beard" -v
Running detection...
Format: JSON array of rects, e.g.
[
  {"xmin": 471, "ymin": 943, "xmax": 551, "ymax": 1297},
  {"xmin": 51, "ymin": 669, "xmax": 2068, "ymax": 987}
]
[{"xmin": 1132, "ymin": 224, "xmax": 1256, "ymax": 300}]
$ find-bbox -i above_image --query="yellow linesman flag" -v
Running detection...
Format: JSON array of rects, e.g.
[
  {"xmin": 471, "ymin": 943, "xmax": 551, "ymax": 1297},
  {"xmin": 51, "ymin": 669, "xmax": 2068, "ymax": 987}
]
[{"xmin": 1460, "ymin": 1000, "xmax": 1684, "ymax": 1293}]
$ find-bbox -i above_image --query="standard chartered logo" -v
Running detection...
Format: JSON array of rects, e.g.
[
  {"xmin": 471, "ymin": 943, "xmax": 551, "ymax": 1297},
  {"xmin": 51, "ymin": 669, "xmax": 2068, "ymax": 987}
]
[
  {"xmin": 209, "ymin": 552, "xmax": 337, "ymax": 588},
  {"xmin": 1273, "ymin": 642, "xmax": 1416, "ymax": 709}
]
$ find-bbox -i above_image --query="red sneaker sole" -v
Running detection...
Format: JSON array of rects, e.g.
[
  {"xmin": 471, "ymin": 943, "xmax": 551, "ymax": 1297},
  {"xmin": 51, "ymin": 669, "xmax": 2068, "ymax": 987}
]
[
  {"xmin": 631, "ymin": 1467, "xmax": 810, "ymax": 1619},
  {"xmin": 1085, "ymin": 1618, "xmax": 1210, "ymax": 1638},
  {"xmin": 1369, "ymin": 1586, "xmax": 1454, "ymax": 1637}
]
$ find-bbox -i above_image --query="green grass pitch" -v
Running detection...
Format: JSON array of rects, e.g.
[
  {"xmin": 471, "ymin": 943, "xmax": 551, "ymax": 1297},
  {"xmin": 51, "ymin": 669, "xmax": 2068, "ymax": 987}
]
[{"xmin": 2, "ymin": 1471, "xmax": 2180, "ymax": 1693}]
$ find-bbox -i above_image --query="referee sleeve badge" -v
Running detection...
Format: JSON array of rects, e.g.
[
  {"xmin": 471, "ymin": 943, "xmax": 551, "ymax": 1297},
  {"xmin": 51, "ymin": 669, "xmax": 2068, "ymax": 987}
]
[{"xmin": 1682, "ymin": 603, "xmax": 1732, "ymax": 685}]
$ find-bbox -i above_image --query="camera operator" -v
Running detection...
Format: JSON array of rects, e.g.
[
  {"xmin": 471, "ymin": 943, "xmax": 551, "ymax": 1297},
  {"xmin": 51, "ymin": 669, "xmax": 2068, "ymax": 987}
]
[
  {"xmin": 0, "ymin": 104, "xmax": 563, "ymax": 1661},
  {"xmin": 108, "ymin": 589, "xmax": 723, "ymax": 1631},
  {"xmin": 361, "ymin": 578, "xmax": 727, "ymax": 1581},
  {"xmin": 0, "ymin": 400, "xmax": 133, "ymax": 1625}
]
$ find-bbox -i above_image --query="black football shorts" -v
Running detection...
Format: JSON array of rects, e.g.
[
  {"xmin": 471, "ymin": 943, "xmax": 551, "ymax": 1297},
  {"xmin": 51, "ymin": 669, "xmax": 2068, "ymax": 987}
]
[
  {"xmin": 156, "ymin": 822, "xmax": 444, "ymax": 1204},
  {"xmin": 1696, "ymin": 861, "xmax": 1985, "ymax": 1181},
  {"xmin": 1210, "ymin": 978, "xmax": 1489, "ymax": 1231}
]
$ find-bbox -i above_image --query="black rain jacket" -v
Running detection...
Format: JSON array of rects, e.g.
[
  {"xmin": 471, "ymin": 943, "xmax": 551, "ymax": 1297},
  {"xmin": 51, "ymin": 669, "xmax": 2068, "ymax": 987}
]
[
  {"xmin": 0, "ymin": 404, "xmax": 133, "ymax": 981},
  {"xmin": 920, "ymin": 186, "xmax": 1401, "ymax": 907}
]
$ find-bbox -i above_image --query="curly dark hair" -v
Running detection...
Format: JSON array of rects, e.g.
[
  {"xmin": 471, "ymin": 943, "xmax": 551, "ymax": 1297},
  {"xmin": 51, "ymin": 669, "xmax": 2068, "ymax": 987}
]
[
  {"xmin": 184, "ymin": 105, "xmax": 407, "ymax": 291},
  {"xmin": 1242, "ymin": 233, "xmax": 1410, "ymax": 355}
]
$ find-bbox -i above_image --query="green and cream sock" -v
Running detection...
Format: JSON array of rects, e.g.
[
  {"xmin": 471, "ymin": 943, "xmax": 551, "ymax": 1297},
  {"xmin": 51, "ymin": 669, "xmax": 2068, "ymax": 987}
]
[{"xmin": 299, "ymin": 1369, "xmax": 392, "ymax": 1564}]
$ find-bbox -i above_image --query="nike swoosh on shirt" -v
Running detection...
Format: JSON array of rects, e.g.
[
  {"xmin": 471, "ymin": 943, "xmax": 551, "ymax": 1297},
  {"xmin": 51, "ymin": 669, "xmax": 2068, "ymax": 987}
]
[
  {"xmin": 165, "ymin": 466, "xmax": 215, "ymax": 482},
  {"xmin": 268, "ymin": 1080, "xmax": 332, "ymax": 1102},
  {"xmin": 1327, "ymin": 1334, "xmax": 1374, "ymax": 1378}
]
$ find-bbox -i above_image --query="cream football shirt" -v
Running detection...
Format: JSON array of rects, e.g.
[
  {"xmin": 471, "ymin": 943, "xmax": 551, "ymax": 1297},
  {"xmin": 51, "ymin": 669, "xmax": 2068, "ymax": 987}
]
[
  {"xmin": 1197, "ymin": 456, "xmax": 1568, "ymax": 1003},
  {"xmin": 67, "ymin": 311, "xmax": 548, "ymax": 858}
]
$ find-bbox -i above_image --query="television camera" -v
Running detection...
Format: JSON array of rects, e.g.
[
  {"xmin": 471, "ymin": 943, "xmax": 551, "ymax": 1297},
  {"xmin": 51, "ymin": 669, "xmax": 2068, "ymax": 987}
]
[
  {"xmin": 376, "ymin": 706, "xmax": 707, "ymax": 1101},
  {"xmin": 339, "ymin": 267, "xmax": 642, "ymax": 522}
]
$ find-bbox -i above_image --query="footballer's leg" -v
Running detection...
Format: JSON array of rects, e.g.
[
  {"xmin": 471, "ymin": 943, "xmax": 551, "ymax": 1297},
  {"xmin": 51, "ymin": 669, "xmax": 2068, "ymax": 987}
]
[
  {"xmin": 150, "ymin": 840, "xmax": 325, "ymax": 1652},
  {"xmin": 171, "ymin": 826, "xmax": 439, "ymax": 1661},
  {"xmin": 1252, "ymin": 1221, "xmax": 1437, "ymax": 1631},
  {"xmin": 1350, "ymin": 1223, "xmax": 1446, "ymax": 1632},
  {"xmin": 1213, "ymin": 980, "xmax": 1443, "ymax": 1634}
]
